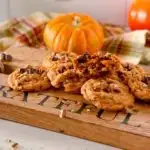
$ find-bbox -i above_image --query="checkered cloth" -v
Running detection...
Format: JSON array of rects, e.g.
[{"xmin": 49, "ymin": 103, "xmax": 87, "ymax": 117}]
[{"xmin": 0, "ymin": 12, "xmax": 149, "ymax": 65}]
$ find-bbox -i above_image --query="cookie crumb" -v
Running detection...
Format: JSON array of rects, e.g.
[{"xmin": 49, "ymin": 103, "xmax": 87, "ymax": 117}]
[
  {"xmin": 11, "ymin": 142, "xmax": 18, "ymax": 148},
  {"xmin": 6, "ymin": 139, "xmax": 12, "ymax": 143},
  {"xmin": 59, "ymin": 109, "xmax": 66, "ymax": 118},
  {"xmin": 5, "ymin": 139, "xmax": 20, "ymax": 150},
  {"xmin": 86, "ymin": 108, "xmax": 91, "ymax": 112}
]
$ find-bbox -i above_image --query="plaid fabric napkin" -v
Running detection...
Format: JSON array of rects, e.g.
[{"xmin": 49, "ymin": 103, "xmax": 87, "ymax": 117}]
[{"xmin": 0, "ymin": 11, "xmax": 149, "ymax": 65}]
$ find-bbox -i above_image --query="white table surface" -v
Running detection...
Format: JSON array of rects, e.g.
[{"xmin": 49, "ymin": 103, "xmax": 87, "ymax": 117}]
[{"xmin": 0, "ymin": 119, "xmax": 120, "ymax": 150}]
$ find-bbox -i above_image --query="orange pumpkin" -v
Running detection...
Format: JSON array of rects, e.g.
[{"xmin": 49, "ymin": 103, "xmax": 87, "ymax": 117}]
[
  {"xmin": 43, "ymin": 13, "xmax": 104, "ymax": 55},
  {"xmin": 128, "ymin": 0, "xmax": 150, "ymax": 30}
]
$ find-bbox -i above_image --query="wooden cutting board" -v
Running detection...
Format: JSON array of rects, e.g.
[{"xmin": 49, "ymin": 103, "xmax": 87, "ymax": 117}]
[
  {"xmin": 4, "ymin": 46, "xmax": 46, "ymax": 73},
  {"xmin": 0, "ymin": 47, "xmax": 150, "ymax": 150}
]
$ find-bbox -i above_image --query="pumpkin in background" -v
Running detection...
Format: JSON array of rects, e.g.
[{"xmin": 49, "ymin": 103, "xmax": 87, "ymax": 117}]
[
  {"xmin": 128, "ymin": 0, "xmax": 150, "ymax": 30},
  {"xmin": 43, "ymin": 13, "xmax": 104, "ymax": 55}
]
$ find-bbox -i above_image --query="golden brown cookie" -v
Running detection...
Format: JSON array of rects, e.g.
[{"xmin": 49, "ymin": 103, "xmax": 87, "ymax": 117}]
[
  {"xmin": 128, "ymin": 72, "xmax": 150, "ymax": 101},
  {"xmin": 117, "ymin": 63, "xmax": 144, "ymax": 84},
  {"xmin": 81, "ymin": 78, "xmax": 135, "ymax": 111},
  {"xmin": 76, "ymin": 53, "xmax": 122, "ymax": 79},
  {"xmin": 46, "ymin": 52, "xmax": 85, "ymax": 93},
  {"xmin": 48, "ymin": 68, "xmax": 86, "ymax": 93},
  {"xmin": 43, "ymin": 52, "xmax": 77, "ymax": 68},
  {"xmin": 8, "ymin": 65, "xmax": 51, "ymax": 92}
]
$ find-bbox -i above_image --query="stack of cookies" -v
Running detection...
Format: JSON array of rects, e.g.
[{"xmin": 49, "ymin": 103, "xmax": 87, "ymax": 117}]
[{"xmin": 8, "ymin": 52, "xmax": 150, "ymax": 112}]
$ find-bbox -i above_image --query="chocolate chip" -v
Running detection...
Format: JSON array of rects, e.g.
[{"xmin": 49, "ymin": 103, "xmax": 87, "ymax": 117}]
[
  {"xmin": 68, "ymin": 65, "xmax": 73, "ymax": 69},
  {"xmin": 123, "ymin": 63, "xmax": 133, "ymax": 71},
  {"xmin": 51, "ymin": 53, "xmax": 59, "ymax": 61},
  {"xmin": 0, "ymin": 53, "xmax": 12, "ymax": 62},
  {"xmin": 143, "ymin": 75, "xmax": 150, "ymax": 86},
  {"xmin": 104, "ymin": 88, "xmax": 110, "ymax": 92},
  {"xmin": 33, "ymin": 68, "xmax": 38, "ymax": 73},
  {"xmin": 27, "ymin": 68, "xmax": 39, "ymax": 74},
  {"xmin": 113, "ymin": 88, "xmax": 121, "ymax": 93},
  {"xmin": 99, "ymin": 70, "xmax": 109, "ymax": 77},
  {"xmin": 19, "ymin": 68, "xmax": 26, "ymax": 73},
  {"xmin": 5, "ymin": 54, "xmax": 12, "ymax": 61},
  {"xmin": 58, "ymin": 66, "xmax": 66, "ymax": 73},
  {"xmin": 99, "ymin": 55, "xmax": 111, "ymax": 61},
  {"xmin": 117, "ymin": 71, "xmax": 125, "ymax": 80},
  {"xmin": 83, "ymin": 68, "xmax": 89, "ymax": 74},
  {"xmin": 36, "ymin": 70, "xmax": 40, "ymax": 74},
  {"xmin": 20, "ymin": 68, "xmax": 34, "ymax": 74},
  {"xmin": 77, "ymin": 53, "xmax": 91, "ymax": 63}
]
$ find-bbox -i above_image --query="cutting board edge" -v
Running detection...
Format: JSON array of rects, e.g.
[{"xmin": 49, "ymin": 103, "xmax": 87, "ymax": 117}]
[{"xmin": 0, "ymin": 100, "xmax": 150, "ymax": 150}]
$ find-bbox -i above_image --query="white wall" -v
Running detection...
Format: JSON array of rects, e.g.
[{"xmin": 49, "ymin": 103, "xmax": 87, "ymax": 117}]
[
  {"xmin": 0, "ymin": 0, "xmax": 9, "ymax": 21},
  {"xmin": 1, "ymin": 0, "xmax": 132, "ymax": 26}
]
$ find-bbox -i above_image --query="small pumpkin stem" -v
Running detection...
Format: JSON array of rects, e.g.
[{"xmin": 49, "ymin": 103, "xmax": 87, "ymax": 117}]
[{"xmin": 72, "ymin": 16, "xmax": 81, "ymax": 27}]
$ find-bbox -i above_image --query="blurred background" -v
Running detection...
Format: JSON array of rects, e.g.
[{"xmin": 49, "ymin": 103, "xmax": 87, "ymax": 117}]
[{"xmin": 0, "ymin": 0, "xmax": 132, "ymax": 26}]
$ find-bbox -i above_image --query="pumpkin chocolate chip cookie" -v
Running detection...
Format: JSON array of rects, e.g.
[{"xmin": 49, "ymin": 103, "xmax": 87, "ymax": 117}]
[
  {"xmin": 117, "ymin": 63, "xmax": 144, "ymax": 84},
  {"xmin": 76, "ymin": 53, "xmax": 122, "ymax": 79},
  {"xmin": 116, "ymin": 62, "xmax": 150, "ymax": 101},
  {"xmin": 43, "ymin": 52, "xmax": 78, "ymax": 68},
  {"xmin": 48, "ymin": 67, "xmax": 86, "ymax": 93},
  {"xmin": 128, "ymin": 72, "xmax": 150, "ymax": 102},
  {"xmin": 47, "ymin": 52, "xmax": 87, "ymax": 93},
  {"xmin": 81, "ymin": 78, "xmax": 135, "ymax": 111},
  {"xmin": 8, "ymin": 65, "xmax": 51, "ymax": 92}
]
